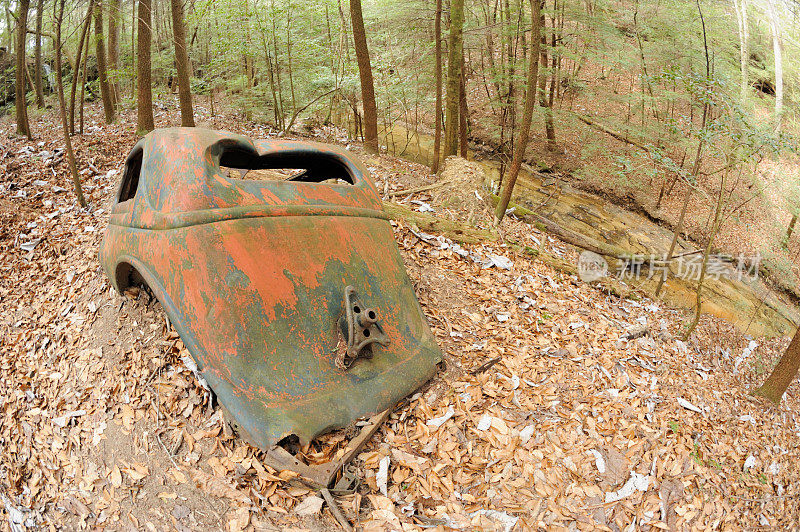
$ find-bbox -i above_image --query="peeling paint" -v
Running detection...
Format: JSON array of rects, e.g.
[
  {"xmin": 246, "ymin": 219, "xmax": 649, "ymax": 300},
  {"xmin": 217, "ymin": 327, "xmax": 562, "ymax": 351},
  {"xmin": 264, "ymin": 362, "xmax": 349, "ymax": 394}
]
[{"xmin": 99, "ymin": 128, "xmax": 442, "ymax": 449}]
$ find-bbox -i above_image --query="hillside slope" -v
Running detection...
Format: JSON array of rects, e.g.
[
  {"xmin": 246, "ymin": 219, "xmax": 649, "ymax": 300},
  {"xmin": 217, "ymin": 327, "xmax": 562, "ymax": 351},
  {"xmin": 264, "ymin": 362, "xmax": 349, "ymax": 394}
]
[{"xmin": 1, "ymin": 107, "xmax": 799, "ymax": 530}]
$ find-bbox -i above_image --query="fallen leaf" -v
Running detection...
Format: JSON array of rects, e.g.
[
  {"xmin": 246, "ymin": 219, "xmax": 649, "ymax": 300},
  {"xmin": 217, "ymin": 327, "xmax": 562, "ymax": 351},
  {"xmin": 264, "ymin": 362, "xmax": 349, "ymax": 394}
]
[{"xmin": 294, "ymin": 495, "xmax": 324, "ymax": 516}]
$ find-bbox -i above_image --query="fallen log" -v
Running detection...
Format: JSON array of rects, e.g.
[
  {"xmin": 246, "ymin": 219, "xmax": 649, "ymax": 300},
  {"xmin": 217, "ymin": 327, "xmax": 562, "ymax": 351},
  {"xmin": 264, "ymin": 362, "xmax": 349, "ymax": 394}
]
[
  {"xmin": 382, "ymin": 201, "xmax": 499, "ymax": 244},
  {"xmin": 489, "ymin": 196, "xmax": 662, "ymax": 267},
  {"xmin": 574, "ymin": 114, "xmax": 653, "ymax": 153},
  {"xmin": 382, "ymin": 201, "xmax": 642, "ymax": 299},
  {"xmin": 388, "ymin": 181, "xmax": 448, "ymax": 198}
]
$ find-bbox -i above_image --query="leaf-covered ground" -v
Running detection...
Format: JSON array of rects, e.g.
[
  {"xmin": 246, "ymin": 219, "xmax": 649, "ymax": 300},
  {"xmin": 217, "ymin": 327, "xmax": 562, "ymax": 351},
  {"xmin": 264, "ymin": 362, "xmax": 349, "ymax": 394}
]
[{"xmin": 2, "ymin": 105, "xmax": 800, "ymax": 531}]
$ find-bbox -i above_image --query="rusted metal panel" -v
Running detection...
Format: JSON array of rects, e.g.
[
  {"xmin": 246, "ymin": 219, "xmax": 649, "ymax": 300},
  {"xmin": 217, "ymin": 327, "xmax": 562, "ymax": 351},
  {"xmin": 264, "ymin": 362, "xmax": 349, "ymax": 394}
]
[{"xmin": 100, "ymin": 128, "xmax": 442, "ymax": 450}]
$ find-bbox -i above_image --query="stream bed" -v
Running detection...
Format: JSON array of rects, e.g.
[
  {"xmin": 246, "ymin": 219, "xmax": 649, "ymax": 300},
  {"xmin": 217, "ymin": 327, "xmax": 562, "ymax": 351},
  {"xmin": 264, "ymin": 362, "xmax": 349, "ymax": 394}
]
[{"xmin": 380, "ymin": 124, "xmax": 799, "ymax": 338}]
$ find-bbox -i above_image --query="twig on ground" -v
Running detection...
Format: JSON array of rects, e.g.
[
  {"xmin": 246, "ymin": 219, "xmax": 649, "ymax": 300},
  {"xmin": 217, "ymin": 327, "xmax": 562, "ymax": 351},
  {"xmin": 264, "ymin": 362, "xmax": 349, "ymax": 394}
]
[
  {"xmin": 156, "ymin": 432, "xmax": 180, "ymax": 469},
  {"xmin": 320, "ymin": 488, "xmax": 354, "ymax": 532},
  {"xmin": 470, "ymin": 356, "xmax": 501, "ymax": 375},
  {"xmin": 170, "ymin": 429, "xmax": 184, "ymax": 455},
  {"xmin": 388, "ymin": 181, "xmax": 448, "ymax": 197}
]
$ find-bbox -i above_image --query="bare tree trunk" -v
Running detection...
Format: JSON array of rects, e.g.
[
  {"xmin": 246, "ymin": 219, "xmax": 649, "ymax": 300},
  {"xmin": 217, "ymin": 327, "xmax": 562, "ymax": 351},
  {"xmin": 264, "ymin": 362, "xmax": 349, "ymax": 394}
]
[
  {"xmin": 69, "ymin": 2, "xmax": 94, "ymax": 134},
  {"xmin": 271, "ymin": 0, "xmax": 286, "ymax": 130},
  {"xmin": 53, "ymin": 0, "xmax": 86, "ymax": 208},
  {"xmin": 131, "ymin": 0, "xmax": 136, "ymax": 98},
  {"xmin": 538, "ymin": 1, "xmax": 556, "ymax": 150},
  {"xmin": 683, "ymin": 169, "xmax": 726, "ymax": 340},
  {"xmin": 784, "ymin": 214, "xmax": 797, "ymax": 247},
  {"xmin": 242, "ymin": 0, "xmax": 254, "ymax": 91},
  {"xmin": 752, "ymin": 327, "xmax": 800, "ymax": 405},
  {"xmin": 79, "ymin": 24, "xmax": 90, "ymax": 133},
  {"xmin": 94, "ymin": 0, "xmax": 115, "ymax": 122},
  {"xmin": 324, "ymin": 3, "xmax": 337, "ymax": 123},
  {"xmin": 5, "ymin": 7, "xmax": 12, "ymax": 55},
  {"xmin": 502, "ymin": 0, "xmax": 519, "ymax": 157},
  {"xmin": 350, "ymin": 0, "xmax": 378, "ymax": 153},
  {"xmin": 733, "ymin": 0, "xmax": 748, "ymax": 102},
  {"xmin": 655, "ymin": 188, "xmax": 693, "ymax": 297},
  {"xmin": 444, "ymin": 0, "xmax": 464, "ymax": 157},
  {"xmin": 431, "ymin": 0, "xmax": 443, "ymax": 173},
  {"xmin": 108, "ymin": 0, "xmax": 121, "ymax": 106},
  {"xmin": 547, "ymin": 1, "xmax": 558, "ymax": 148},
  {"xmin": 459, "ymin": 51, "xmax": 468, "ymax": 157},
  {"xmin": 495, "ymin": 0, "xmax": 542, "ymax": 222},
  {"xmin": 260, "ymin": 32, "xmax": 281, "ymax": 127},
  {"xmin": 483, "ymin": 0, "xmax": 502, "ymax": 103},
  {"xmin": 766, "ymin": 0, "xmax": 783, "ymax": 124},
  {"xmin": 24, "ymin": 61, "xmax": 36, "ymax": 94},
  {"xmin": 15, "ymin": 0, "xmax": 32, "ymax": 139},
  {"xmin": 655, "ymin": 0, "xmax": 710, "ymax": 298},
  {"xmin": 285, "ymin": 10, "xmax": 296, "ymax": 126},
  {"xmin": 34, "ymin": 0, "xmax": 44, "ymax": 108},
  {"xmin": 170, "ymin": 0, "xmax": 195, "ymax": 126},
  {"xmin": 137, "ymin": 0, "xmax": 155, "ymax": 132}
]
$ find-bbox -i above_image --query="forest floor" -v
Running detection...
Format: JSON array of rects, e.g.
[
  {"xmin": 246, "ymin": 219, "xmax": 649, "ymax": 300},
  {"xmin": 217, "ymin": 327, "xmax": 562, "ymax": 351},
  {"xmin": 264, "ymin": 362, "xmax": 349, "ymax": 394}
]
[{"xmin": 2, "ymin": 103, "xmax": 800, "ymax": 531}]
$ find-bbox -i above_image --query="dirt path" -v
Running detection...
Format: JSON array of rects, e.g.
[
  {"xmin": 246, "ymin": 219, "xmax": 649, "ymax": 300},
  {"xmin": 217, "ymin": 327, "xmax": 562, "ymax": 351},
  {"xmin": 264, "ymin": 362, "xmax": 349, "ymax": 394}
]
[{"xmin": 2, "ymin": 107, "xmax": 800, "ymax": 530}]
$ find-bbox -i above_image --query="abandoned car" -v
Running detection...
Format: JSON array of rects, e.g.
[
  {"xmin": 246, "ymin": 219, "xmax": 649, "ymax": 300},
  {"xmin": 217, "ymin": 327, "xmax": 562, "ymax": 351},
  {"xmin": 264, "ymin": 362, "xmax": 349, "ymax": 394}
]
[{"xmin": 100, "ymin": 128, "xmax": 442, "ymax": 463}]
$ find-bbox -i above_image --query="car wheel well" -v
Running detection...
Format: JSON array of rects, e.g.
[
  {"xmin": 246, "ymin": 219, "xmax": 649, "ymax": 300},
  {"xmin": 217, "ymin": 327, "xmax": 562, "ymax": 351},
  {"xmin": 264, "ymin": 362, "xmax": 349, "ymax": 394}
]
[{"xmin": 115, "ymin": 261, "xmax": 149, "ymax": 292}]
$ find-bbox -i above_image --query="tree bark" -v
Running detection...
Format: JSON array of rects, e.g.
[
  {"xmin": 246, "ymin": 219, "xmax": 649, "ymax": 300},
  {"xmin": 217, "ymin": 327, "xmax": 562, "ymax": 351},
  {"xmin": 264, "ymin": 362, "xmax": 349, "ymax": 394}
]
[
  {"xmin": 350, "ymin": 0, "xmax": 378, "ymax": 153},
  {"xmin": 5, "ymin": 7, "xmax": 12, "ymax": 55},
  {"xmin": 431, "ymin": 0, "xmax": 443, "ymax": 173},
  {"xmin": 131, "ymin": 0, "xmax": 136, "ymax": 97},
  {"xmin": 443, "ymin": 0, "xmax": 464, "ymax": 157},
  {"xmin": 655, "ymin": 187, "xmax": 692, "ymax": 297},
  {"xmin": 94, "ymin": 0, "xmax": 115, "ymax": 122},
  {"xmin": 784, "ymin": 214, "xmax": 797, "ymax": 247},
  {"xmin": 500, "ymin": 0, "xmax": 518, "ymax": 159},
  {"xmin": 682, "ymin": 169, "xmax": 726, "ymax": 341},
  {"xmin": 53, "ymin": 0, "xmax": 86, "ymax": 208},
  {"xmin": 170, "ymin": 0, "xmax": 195, "ymax": 126},
  {"xmin": 459, "ymin": 51, "xmax": 468, "ymax": 157},
  {"xmin": 15, "ymin": 0, "xmax": 32, "ymax": 139},
  {"xmin": 108, "ymin": 0, "xmax": 121, "ymax": 106},
  {"xmin": 69, "ymin": 1, "xmax": 94, "ymax": 134},
  {"xmin": 79, "ymin": 23, "xmax": 91, "ymax": 134},
  {"xmin": 495, "ymin": 0, "xmax": 542, "ymax": 222},
  {"xmin": 270, "ymin": 0, "xmax": 286, "ymax": 129},
  {"xmin": 733, "ymin": 0, "xmax": 748, "ymax": 102},
  {"xmin": 655, "ymin": 0, "xmax": 710, "ymax": 298},
  {"xmin": 34, "ymin": 0, "xmax": 44, "ymax": 108},
  {"xmin": 260, "ymin": 31, "xmax": 281, "ymax": 128},
  {"xmin": 539, "ymin": 3, "xmax": 556, "ymax": 150},
  {"xmin": 752, "ymin": 327, "xmax": 800, "ymax": 405},
  {"xmin": 766, "ymin": 0, "xmax": 783, "ymax": 124},
  {"xmin": 137, "ymin": 0, "xmax": 155, "ymax": 132},
  {"xmin": 24, "ymin": 60, "xmax": 36, "ymax": 95}
]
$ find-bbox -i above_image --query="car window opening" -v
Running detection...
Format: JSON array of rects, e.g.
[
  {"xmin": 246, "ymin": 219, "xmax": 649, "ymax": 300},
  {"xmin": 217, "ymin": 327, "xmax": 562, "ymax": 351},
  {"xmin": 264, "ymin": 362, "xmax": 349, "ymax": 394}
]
[
  {"xmin": 219, "ymin": 147, "xmax": 355, "ymax": 185},
  {"xmin": 117, "ymin": 148, "xmax": 143, "ymax": 202}
]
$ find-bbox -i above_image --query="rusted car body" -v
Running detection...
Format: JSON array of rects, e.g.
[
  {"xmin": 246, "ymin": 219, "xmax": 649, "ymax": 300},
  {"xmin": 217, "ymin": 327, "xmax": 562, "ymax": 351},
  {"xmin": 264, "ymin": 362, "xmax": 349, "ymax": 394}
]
[{"xmin": 100, "ymin": 128, "xmax": 441, "ymax": 455}]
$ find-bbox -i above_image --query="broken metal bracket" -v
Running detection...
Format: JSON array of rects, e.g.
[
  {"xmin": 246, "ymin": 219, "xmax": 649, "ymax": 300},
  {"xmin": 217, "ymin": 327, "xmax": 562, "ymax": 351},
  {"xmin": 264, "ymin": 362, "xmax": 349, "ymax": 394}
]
[{"xmin": 261, "ymin": 408, "xmax": 392, "ymax": 490}]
